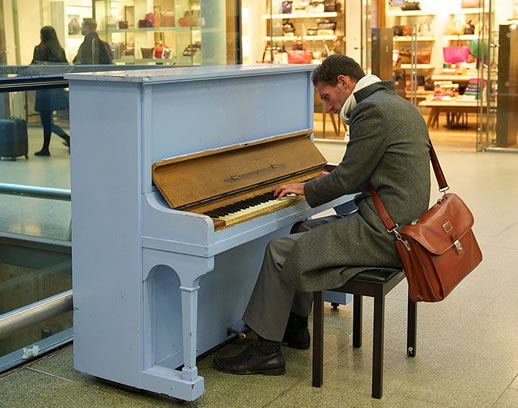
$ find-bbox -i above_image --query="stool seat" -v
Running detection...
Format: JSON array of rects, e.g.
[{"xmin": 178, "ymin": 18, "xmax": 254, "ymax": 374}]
[
  {"xmin": 312, "ymin": 267, "xmax": 417, "ymax": 399},
  {"xmin": 350, "ymin": 268, "xmax": 401, "ymax": 283}
]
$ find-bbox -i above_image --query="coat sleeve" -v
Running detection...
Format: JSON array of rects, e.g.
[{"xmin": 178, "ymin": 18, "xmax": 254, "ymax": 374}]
[{"xmin": 304, "ymin": 100, "xmax": 389, "ymax": 208}]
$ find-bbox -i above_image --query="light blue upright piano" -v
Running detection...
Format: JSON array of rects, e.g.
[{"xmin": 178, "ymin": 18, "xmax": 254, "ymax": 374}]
[{"xmin": 67, "ymin": 65, "xmax": 353, "ymax": 401}]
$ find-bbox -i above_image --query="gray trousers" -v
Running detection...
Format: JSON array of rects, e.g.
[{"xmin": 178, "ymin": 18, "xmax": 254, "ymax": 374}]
[{"xmin": 242, "ymin": 215, "xmax": 342, "ymax": 342}]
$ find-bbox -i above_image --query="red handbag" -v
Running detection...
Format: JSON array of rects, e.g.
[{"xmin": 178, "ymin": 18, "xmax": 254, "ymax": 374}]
[
  {"xmin": 369, "ymin": 142, "xmax": 482, "ymax": 302},
  {"xmin": 287, "ymin": 39, "xmax": 312, "ymax": 64}
]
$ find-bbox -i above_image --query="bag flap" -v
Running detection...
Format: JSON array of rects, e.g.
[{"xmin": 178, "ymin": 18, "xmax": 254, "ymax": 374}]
[{"xmin": 401, "ymin": 193, "xmax": 475, "ymax": 255}]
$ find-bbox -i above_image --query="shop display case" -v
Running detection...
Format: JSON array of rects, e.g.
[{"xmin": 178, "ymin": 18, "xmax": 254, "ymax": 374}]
[
  {"xmin": 94, "ymin": 0, "xmax": 202, "ymax": 65},
  {"xmin": 262, "ymin": 0, "xmax": 345, "ymax": 64},
  {"xmin": 387, "ymin": 0, "xmax": 483, "ymax": 103}
]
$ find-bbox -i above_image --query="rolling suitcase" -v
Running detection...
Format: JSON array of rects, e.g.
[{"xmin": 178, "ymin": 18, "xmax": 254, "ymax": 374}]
[{"xmin": 0, "ymin": 117, "xmax": 29, "ymax": 160}]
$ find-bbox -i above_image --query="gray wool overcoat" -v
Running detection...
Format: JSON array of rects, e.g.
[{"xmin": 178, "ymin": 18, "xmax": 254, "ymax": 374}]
[{"xmin": 280, "ymin": 81, "xmax": 431, "ymax": 292}]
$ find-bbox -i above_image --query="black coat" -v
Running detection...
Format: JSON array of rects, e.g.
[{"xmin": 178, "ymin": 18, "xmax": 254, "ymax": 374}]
[
  {"xmin": 32, "ymin": 44, "xmax": 69, "ymax": 112},
  {"xmin": 73, "ymin": 33, "xmax": 113, "ymax": 64}
]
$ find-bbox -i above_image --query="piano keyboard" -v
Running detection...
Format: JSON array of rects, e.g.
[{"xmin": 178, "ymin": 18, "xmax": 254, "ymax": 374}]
[{"xmin": 203, "ymin": 191, "xmax": 303, "ymax": 227}]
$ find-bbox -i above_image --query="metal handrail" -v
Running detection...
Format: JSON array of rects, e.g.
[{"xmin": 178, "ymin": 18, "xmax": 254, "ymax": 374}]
[
  {"xmin": 0, "ymin": 290, "xmax": 73, "ymax": 339},
  {"xmin": 0, "ymin": 183, "xmax": 71, "ymax": 201}
]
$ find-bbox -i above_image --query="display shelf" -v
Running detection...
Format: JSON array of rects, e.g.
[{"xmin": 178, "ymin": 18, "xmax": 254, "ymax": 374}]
[
  {"xmin": 393, "ymin": 36, "xmax": 435, "ymax": 42},
  {"xmin": 388, "ymin": 10, "xmax": 435, "ymax": 17},
  {"xmin": 264, "ymin": 35, "xmax": 339, "ymax": 41},
  {"xmin": 401, "ymin": 64, "xmax": 435, "ymax": 69},
  {"xmin": 114, "ymin": 58, "xmax": 176, "ymax": 64},
  {"xmin": 99, "ymin": 26, "xmax": 198, "ymax": 34},
  {"xmin": 263, "ymin": 12, "xmax": 338, "ymax": 19},
  {"xmin": 443, "ymin": 34, "xmax": 478, "ymax": 40},
  {"xmin": 450, "ymin": 8, "xmax": 482, "ymax": 14},
  {"xmin": 431, "ymin": 74, "xmax": 479, "ymax": 81}
]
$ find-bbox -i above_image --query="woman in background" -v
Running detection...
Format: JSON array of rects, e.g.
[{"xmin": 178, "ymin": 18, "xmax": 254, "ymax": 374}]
[{"xmin": 31, "ymin": 26, "xmax": 70, "ymax": 156}]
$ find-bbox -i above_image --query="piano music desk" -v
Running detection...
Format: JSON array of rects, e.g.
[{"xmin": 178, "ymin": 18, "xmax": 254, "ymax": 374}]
[{"xmin": 66, "ymin": 65, "xmax": 353, "ymax": 401}]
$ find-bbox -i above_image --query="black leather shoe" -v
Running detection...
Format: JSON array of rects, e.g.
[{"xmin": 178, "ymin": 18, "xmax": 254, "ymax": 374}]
[
  {"xmin": 213, "ymin": 344, "xmax": 285, "ymax": 376},
  {"xmin": 282, "ymin": 312, "xmax": 310, "ymax": 350},
  {"xmin": 34, "ymin": 150, "xmax": 50, "ymax": 157}
]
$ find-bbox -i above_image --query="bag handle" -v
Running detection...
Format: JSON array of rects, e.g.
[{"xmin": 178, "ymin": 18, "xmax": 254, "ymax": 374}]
[{"xmin": 369, "ymin": 139, "xmax": 449, "ymax": 232}]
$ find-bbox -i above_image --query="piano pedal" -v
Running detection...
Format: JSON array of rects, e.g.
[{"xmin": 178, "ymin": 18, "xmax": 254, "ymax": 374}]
[{"xmin": 227, "ymin": 327, "xmax": 246, "ymax": 340}]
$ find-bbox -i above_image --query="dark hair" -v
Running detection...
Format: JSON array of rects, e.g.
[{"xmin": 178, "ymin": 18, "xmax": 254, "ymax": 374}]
[
  {"xmin": 39, "ymin": 26, "xmax": 65, "ymax": 62},
  {"xmin": 82, "ymin": 18, "xmax": 97, "ymax": 32},
  {"xmin": 312, "ymin": 55, "xmax": 365, "ymax": 86}
]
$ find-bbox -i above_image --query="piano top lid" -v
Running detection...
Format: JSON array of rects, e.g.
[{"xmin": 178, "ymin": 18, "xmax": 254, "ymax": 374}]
[
  {"xmin": 152, "ymin": 130, "xmax": 327, "ymax": 210},
  {"xmin": 64, "ymin": 64, "xmax": 315, "ymax": 83}
]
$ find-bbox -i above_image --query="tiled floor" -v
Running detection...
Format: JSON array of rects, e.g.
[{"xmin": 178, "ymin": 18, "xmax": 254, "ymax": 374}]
[{"xmin": 1, "ymin": 140, "xmax": 518, "ymax": 407}]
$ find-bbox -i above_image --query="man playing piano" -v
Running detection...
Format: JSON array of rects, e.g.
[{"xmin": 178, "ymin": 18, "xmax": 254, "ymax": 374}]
[{"xmin": 214, "ymin": 55, "xmax": 431, "ymax": 375}]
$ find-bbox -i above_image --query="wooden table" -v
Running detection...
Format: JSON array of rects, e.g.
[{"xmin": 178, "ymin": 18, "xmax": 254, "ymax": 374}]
[{"xmin": 419, "ymin": 100, "xmax": 480, "ymax": 128}]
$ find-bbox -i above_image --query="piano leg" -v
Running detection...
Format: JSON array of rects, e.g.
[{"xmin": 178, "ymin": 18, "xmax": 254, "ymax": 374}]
[
  {"xmin": 142, "ymin": 249, "xmax": 214, "ymax": 401},
  {"xmin": 180, "ymin": 281, "xmax": 200, "ymax": 381}
]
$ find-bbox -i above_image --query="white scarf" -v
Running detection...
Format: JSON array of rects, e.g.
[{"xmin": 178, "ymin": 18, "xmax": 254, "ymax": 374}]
[{"xmin": 339, "ymin": 74, "xmax": 382, "ymax": 125}]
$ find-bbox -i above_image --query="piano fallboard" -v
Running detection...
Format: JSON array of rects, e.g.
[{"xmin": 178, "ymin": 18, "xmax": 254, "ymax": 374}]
[{"xmin": 152, "ymin": 130, "xmax": 329, "ymax": 230}]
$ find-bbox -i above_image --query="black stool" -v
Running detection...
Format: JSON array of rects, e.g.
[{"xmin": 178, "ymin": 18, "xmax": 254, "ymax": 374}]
[{"xmin": 312, "ymin": 269, "xmax": 417, "ymax": 399}]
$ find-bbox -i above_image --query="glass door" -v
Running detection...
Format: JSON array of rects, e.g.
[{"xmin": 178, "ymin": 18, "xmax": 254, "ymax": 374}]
[{"xmin": 482, "ymin": 0, "xmax": 518, "ymax": 152}]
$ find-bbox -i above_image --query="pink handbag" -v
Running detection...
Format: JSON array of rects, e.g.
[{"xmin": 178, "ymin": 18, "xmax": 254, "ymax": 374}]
[{"xmin": 443, "ymin": 46, "xmax": 470, "ymax": 64}]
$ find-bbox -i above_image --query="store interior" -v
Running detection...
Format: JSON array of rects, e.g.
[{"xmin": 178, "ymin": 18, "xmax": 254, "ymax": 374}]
[{"xmin": 1, "ymin": 0, "xmax": 517, "ymax": 151}]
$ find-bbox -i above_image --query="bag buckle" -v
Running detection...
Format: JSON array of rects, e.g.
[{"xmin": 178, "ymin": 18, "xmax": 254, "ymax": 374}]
[
  {"xmin": 453, "ymin": 239, "xmax": 463, "ymax": 255},
  {"xmin": 388, "ymin": 224, "xmax": 411, "ymax": 251}
]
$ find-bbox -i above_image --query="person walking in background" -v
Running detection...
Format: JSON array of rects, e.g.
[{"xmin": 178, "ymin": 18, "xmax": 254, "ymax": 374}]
[
  {"xmin": 31, "ymin": 26, "xmax": 70, "ymax": 157},
  {"xmin": 73, "ymin": 18, "xmax": 112, "ymax": 64}
]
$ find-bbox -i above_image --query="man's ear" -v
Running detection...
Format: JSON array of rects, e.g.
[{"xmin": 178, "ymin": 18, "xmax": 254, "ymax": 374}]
[{"xmin": 337, "ymin": 74, "xmax": 349, "ymax": 88}]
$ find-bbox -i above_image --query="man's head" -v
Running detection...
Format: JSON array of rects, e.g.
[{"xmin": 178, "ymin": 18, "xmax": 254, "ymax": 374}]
[
  {"xmin": 81, "ymin": 18, "xmax": 97, "ymax": 36},
  {"xmin": 312, "ymin": 55, "xmax": 365, "ymax": 114}
]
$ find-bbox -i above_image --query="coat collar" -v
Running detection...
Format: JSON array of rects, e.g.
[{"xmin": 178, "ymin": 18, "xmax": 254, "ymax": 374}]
[{"xmin": 353, "ymin": 80, "xmax": 396, "ymax": 104}]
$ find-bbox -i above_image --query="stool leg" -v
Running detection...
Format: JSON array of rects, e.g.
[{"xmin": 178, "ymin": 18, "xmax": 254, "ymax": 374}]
[
  {"xmin": 372, "ymin": 292, "xmax": 385, "ymax": 399},
  {"xmin": 312, "ymin": 291, "xmax": 324, "ymax": 387},
  {"xmin": 353, "ymin": 295, "xmax": 363, "ymax": 348},
  {"xmin": 407, "ymin": 297, "xmax": 417, "ymax": 357}
]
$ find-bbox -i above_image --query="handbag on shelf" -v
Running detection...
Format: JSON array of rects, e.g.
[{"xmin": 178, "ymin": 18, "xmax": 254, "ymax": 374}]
[
  {"xmin": 324, "ymin": 0, "xmax": 336, "ymax": 12},
  {"xmin": 443, "ymin": 45, "xmax": 470, "ymax": 63},
  {"xmin": 416, "ymin": 49, "xmax": 431, "ymax": 64},
  {"xmin": 401, "ymin": 1, "xmax": 420, "ymax": 11},
  {"xmin": 178, "ymin": 10, "xmax": 201, "ymax": 27},
  {"xmin": 308, "ymin": 0, "xmax": 325, "ymax": 13},
  {"xmin": 145, "ymin": 12, "xmax": 160, "ymax": 27},
  {"xmin": 118, "ymin": 21, "xmax": 128, "ymax": 29},
  {"xmin": 141, "ymin": 47, "xmax": 154, "ymax": 58},
  {"xmin": 461, "ymin": 0, "xmax": 480, "ymax": 8},
  {"xmin": 154, "ymin": 43, "xmax": 168, "ymax": 58},
  {"xmin": 160, "ymin": 11, "xmax": 175, "ymax": 27},
  {"xmin": 138, "ymin": 19, "xmax": 153, "ymax": 28},
  {"xmin": 287, "ymin": 39, "xmax": 312, "ymax": 64},
  {"xmin": 369, "ymin": 142, "xmax": 482, "ymax": 302},
  {"xmin": 464, "ymin": 20, "xmax": 475, "ymax": 35},
  {"xmin": 282, "ymin": 1, "xmax": 293, "ymax": 13},
  {"xmin": 317, "ymin": 20, "xmax": 336, "ymax": 30}
]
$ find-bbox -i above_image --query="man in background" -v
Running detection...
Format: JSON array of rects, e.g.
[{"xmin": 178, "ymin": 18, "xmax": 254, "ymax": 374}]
[{"xmin": 73, "ymin": 18, "xmax": 112, "ymax": 64}]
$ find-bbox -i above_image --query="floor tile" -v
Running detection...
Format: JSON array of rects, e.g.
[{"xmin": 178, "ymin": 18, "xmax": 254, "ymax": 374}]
[
  {"xmin": 26, "ymin": 347, "xmax": 191, "ymax": 407},
  {"xmin": 0, "ymin": 367, "xmax": 156, "ymax": 408},
  {"xmin": 493, "ymin": 388, "xmax": 518, "ymax": 408}
]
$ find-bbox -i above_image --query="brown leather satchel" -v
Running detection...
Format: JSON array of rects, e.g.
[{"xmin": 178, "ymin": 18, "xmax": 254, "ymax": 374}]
[{"xmin": 369, "ymin": 142, "xmax": 482, "ymax": 302}]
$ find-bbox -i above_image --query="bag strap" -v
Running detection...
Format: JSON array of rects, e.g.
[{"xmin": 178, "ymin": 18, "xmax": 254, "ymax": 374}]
[{"xmin": 369, "ymin": 139, "xmax": 448, "ymax": 232}]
